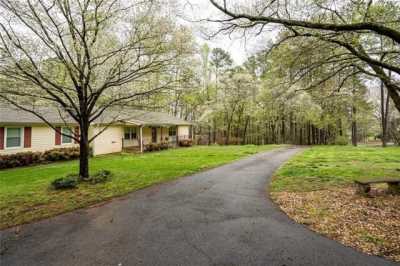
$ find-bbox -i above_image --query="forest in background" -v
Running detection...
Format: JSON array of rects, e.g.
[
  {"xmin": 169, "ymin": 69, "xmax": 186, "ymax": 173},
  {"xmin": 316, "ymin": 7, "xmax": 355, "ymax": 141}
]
[{"xmin": 133, "ymin": 27, "xmax": 400, "ymax": 147}]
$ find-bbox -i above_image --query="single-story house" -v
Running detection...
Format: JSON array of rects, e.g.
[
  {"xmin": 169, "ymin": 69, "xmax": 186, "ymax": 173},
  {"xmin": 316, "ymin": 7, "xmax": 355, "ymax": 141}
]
[{"xmin": 0, "ymin": 106, "xmax": 193, "ymax": 156}]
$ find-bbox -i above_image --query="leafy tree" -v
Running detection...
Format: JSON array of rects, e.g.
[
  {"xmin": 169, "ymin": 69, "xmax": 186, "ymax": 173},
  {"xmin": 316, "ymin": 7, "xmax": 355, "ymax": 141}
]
[
  {"xmin": 210, "ymin": 48, "xmax": 233, "ymax": 93},
  {"xmin": 200, "ymin": 44, "xmax": 211, "ymax": 100},
  {"xmin": 209, "ymin": 0, "xmax": 400, "ymax": 112},
  {"xmin": 0, "ymin": 0, "xmax": 184, "ymax": 179},
  {"xmin": 218, "ymin": 72, "xmax": 255, "ymax": 144}
]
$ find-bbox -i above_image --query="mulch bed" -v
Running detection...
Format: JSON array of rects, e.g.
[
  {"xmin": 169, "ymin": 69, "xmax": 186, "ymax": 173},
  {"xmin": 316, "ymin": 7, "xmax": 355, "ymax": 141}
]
[{"xmin": 271, "ymin": 187, "xmax": 400, "ymax": 262}]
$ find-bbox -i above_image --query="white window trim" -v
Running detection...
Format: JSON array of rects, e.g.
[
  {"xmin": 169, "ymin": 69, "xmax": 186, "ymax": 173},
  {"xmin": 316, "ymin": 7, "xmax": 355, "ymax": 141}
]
[
  {"xmin": 124, "ymin": 127, "xmax": 131, "ymax": 140},
  {"xmin": 4, "ymin": 127, "xmax": 24, "ymax": 149},
  {"xmin": 169, "ymin": 126, "xmax": 177, "ymax": 137},
  {"xmin": 124, "ymin": 127, "xmax": 137, "ymax": 140},
  {"xmin": 61, "ymin": 127, "xmax": 73, "ymax": 145}
]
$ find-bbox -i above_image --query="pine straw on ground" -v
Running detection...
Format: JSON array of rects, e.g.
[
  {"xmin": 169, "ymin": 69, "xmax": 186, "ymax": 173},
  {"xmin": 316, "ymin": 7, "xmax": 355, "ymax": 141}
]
[{"xmin": 271, "ymin": 187, "xmax": 400, "ymax": 262}]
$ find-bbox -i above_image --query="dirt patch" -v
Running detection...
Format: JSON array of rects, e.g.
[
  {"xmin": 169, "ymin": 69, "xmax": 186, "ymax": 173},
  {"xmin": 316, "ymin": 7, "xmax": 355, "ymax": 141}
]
[{"xmin": 271, "ymin": 187, "xmax": 400, "ymax": 262}]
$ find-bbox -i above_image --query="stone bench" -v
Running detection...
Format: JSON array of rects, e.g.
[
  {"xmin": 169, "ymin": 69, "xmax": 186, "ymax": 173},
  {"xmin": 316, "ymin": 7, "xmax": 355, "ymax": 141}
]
[{"xmin": 354, "ymin": 178, "xmax": 400, "ymax": 195}]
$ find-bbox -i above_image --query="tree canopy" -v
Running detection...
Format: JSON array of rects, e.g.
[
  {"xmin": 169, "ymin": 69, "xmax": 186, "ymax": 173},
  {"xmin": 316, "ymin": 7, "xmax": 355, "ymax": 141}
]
[{"xmin": 208, "ymin": 0, "xmax": 400, "ymax": 112}]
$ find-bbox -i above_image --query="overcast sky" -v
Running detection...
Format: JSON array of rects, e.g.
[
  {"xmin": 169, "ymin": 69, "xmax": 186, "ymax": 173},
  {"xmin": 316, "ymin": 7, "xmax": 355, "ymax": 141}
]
[{"xmin": 175, "ymin": 0, "xmax": 274, "ymax": 65}]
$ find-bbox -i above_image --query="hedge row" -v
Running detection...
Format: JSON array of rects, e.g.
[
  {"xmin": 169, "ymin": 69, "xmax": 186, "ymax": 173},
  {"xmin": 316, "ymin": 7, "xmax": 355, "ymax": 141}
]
[
  {"xmin": 0, "ymin": 147, "xmax": 88, "ymax": 169},
  {"xmin": 144, "ymin": 140, "xmax": 193, "ymax": 151},
  {"xmin": 145, "ymin": 142, "xmax": 169, "ymax": 152},
  {"xmin": 178, "ymin": 139, "xmax": 193, "ymax": 147}
]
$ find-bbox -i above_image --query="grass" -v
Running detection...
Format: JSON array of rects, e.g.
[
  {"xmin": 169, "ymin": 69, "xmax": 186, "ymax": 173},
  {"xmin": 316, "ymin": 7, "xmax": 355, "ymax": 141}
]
[
  {"xmin": 0, "ymin": 145, "xmax": 282, "ymax": 229},
  {"xmin": 271, "ymin": 145, "xmax": 400, "ymax": 192},
  {"xmin": 271, "ymin": 145, "xmax": 400, "ymax": 262}
]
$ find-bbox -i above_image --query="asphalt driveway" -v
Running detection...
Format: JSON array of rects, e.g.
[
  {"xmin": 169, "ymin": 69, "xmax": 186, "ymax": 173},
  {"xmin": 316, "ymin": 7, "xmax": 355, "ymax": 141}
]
[{"xmin": 0, "ymin": 147, "xmax": 397, "ymax": 266}]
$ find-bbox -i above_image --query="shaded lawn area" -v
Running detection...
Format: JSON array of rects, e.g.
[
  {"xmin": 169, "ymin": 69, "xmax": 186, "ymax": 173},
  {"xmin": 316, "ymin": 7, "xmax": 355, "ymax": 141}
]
[
  {"xmin": 270, "ymin": 146, "xmax": 400, "ymax": 262},
  {"xmin": 271, "ymin": 145, "xmax": 400, "ymax": 192},
  {"xmin": 0, "ymin": 145, "xmax": 282, "ymax": 229}
]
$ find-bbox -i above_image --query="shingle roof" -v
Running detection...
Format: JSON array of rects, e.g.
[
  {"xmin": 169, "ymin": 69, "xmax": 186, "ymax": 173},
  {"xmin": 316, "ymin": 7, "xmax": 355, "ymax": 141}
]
[
  {"xmin": 121, "ymin": 110, "xmax": 192, "ymax": 126},
  {"xmin": 0, "ymin": 106, "xmax": 192, "ymax": 126},
  {"xmin": 0, "ymin": 106, "xmax": 76, "ymax": 124}
]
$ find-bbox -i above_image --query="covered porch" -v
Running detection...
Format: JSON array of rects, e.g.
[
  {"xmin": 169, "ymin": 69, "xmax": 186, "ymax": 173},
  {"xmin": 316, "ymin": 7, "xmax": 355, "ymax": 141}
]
[{"xmin": 122, "ymin": 123, "xmax": 192, "ymax": 153}]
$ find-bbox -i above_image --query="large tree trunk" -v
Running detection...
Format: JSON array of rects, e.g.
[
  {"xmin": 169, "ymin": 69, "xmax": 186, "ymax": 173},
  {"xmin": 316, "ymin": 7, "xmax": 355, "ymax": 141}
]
[
  {"xmin": 368, "ymin": 59, "xmax": 400, "ymax": 113},
  {"xmin": 79, "ymin": 122, "xmax": 90, "ymax": 180}
]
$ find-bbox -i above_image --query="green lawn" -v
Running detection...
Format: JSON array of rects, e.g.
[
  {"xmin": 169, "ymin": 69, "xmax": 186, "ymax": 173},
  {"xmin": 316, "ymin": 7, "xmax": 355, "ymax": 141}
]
[
  {"xmin": 0, "ymin": 145, "xmax": 282, "ymax": 229},
  {"xmin": 271, "ymin": 146, "xmax": 400, "ymax": 192}
]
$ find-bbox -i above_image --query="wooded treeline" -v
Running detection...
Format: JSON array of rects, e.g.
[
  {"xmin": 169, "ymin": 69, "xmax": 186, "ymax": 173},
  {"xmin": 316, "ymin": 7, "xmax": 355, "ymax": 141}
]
[
  {"xmin": 138, "ymin": 36, "xmax": 395, "ymax": 146},
  {"xmin": 134, "ymin": 0, "xmax": 400, "ymax": 147}
]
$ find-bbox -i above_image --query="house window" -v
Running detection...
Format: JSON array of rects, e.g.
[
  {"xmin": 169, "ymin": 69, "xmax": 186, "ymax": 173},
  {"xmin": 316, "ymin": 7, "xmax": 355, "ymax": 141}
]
[
  {"xmin": 61, "ymin": 127, "xmax": 73, "ymax": 144},
  {"xmin": 169, "ymin": 126, "xmax": 176, "ymax": 136},
  {"xmin": 124, "ymin": 127, "xmax": 137, "ymax": 140},
  {"xmin": 6, "ymin": 127, "xmax": 22, "ymax": 148}
]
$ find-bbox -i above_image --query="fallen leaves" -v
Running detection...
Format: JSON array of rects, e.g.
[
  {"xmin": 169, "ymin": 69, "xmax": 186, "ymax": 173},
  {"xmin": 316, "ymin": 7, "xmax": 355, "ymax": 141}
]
[{"xmin": 271, "ymin": 186, "xmax": 400, "ymax": 262}]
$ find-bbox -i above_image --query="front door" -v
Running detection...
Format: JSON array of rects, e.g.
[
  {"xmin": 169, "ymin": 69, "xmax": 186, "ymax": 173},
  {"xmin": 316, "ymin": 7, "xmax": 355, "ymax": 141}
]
[{"xmin": 151, "ymin": 127, "xmax": 157, "ymax": 143}]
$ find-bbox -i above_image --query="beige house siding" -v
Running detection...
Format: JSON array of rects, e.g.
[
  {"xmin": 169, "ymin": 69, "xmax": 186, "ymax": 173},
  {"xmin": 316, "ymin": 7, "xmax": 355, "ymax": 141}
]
[
  {"xmin": 91, "ymin": 126, "xmax": 124, "ymax": 156},
  {"xmin": 1, "ymin": 124, "xmax": 192, "ymax": 156},
  {"xmin": 142, "ymin": 127, "xmax": 152, "ymax": 145},
  {"xmin": 178, "ymin": 125, "xmax": 190, "ymax": 139},
  {"xmin": 159, "ymin": 127, "xmax": 168, "ymax": 142},
  {"xmin": 0, "ymin": 126, "xmax": 77, "ymax": 155}
]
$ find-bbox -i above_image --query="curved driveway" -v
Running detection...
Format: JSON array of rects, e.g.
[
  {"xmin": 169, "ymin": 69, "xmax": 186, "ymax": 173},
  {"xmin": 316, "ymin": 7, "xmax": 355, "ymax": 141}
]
[{"xmin": 1, "ymin": 147, "xmax": 397, "ymax": 266}]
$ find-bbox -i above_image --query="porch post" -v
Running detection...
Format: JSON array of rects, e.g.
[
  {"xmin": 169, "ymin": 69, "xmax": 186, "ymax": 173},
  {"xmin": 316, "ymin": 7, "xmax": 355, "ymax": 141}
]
[
  {"xmin": 176, "ymin": 127, "xmax": 179, "ymax": 145},
  {"xmin": 140, "ymin": 126, "xmax": 143, "ymax": 153}
]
